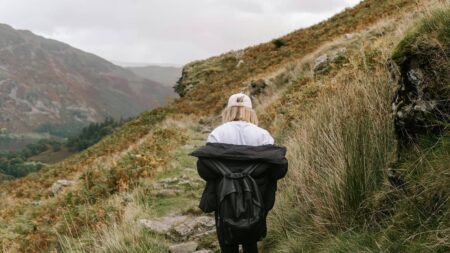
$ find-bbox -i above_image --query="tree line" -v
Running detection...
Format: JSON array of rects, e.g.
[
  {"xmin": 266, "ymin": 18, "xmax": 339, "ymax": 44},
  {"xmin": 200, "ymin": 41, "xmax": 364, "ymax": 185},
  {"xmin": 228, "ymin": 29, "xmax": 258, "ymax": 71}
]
[{"xmin": 0, "ymin": 117, "xmax": 128, "ymax": 179}]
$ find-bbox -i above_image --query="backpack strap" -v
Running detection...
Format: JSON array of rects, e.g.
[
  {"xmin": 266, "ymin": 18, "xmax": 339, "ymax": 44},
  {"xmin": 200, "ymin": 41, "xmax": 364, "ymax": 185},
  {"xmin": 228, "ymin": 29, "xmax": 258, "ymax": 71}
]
[
  {"xmin": 208, "ymin": 159, "xmax": 232, "ymax": 176},
  {"xmin": 242, "ymin": 162, "xmax": 260, "ymax": 176},
  {"xmin": 208, "ymin": 159, "xmax": 261, "ymax": 179}
]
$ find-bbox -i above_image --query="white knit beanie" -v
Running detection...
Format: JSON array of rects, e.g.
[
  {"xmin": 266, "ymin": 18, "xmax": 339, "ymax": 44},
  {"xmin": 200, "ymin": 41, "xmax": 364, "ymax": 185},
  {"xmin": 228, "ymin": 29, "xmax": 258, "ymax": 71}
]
[{"xmin": 227, "ymin": 93, "xmax": 252, "ymax": 109}]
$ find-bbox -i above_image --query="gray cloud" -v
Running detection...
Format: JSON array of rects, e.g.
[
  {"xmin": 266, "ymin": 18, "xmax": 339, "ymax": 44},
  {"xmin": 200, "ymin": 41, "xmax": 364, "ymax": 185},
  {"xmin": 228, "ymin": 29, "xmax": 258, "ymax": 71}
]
[
  {"xmin": 269, "ymin": 0, "xmax": 359, "ymax": 13},
  {"xmin": 0, "ymin": 0, "xmax": 360, "ymax": 65}
]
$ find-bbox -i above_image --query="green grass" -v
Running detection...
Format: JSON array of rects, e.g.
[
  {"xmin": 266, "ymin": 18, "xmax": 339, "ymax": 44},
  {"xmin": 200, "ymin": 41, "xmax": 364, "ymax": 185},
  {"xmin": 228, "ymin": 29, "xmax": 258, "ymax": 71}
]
[
  {"xmin": 138, "ymin": 139, "xmax": 205, "ymax": 217},
  {"xmin": 393, "ymin": 8, "xmax": 450, "ymax": 63},
  {"xmin": 317, "ymin": 133, "xmax": 450, "ymax": 253}
]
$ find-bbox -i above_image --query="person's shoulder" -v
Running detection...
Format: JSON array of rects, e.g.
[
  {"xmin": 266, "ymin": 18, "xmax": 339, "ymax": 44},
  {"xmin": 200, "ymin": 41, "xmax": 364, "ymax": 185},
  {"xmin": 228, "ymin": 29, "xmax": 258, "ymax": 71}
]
[
  {"xmin": 252, "ymin": 125, "xmax": 274, "ymax": 145},
  {"xmin": 248, "ymin": 123, "xmax": 271, "ymax": 134},
  {"xmin": 207, "ymin": 122, "xmax": 232, "ymax": 143},
  {"xmin": 210, "ymin": 122, "xmax": 233, "ymax": 133}
]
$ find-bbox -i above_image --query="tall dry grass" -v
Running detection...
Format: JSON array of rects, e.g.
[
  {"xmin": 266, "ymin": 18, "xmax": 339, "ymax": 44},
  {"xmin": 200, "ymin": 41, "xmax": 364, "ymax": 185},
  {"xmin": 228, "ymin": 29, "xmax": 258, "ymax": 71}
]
[
  {"xmin": 57, "ymin": 200, "xmax": 169, "ymax": 253},
  {"xmin": 266, "ymin": 45, "xmax": 398, "ymax": 251}
]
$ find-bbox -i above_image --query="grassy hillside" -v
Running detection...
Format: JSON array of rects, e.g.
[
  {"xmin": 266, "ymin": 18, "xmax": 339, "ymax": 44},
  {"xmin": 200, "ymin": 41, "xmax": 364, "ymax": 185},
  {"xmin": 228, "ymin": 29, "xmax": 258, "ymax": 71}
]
[
  {"xmin": 173, "ymin": 0, "xmax": 421, "ymax": 115},
  {"xmin": 1, "ymin": 0, "xmax": 448, "ymax": 252},
  {"xmin": 263, "ymin": 6, "xmax": 449, "ymax": 251}
]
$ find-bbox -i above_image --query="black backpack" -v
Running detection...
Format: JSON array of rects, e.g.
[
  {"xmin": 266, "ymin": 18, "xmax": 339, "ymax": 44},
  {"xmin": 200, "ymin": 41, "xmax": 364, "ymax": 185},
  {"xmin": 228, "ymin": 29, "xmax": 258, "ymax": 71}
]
[{"xmin": 210, "ymin": 160, "xmax": 266, "ymax": 245}]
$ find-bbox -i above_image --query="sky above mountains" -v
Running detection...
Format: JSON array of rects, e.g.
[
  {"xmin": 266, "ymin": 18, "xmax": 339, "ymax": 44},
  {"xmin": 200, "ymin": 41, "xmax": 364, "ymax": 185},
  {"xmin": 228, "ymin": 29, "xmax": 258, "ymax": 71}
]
[{"xmin": 0, "ymin": 0, "xmax": 360, "ymax": 66}]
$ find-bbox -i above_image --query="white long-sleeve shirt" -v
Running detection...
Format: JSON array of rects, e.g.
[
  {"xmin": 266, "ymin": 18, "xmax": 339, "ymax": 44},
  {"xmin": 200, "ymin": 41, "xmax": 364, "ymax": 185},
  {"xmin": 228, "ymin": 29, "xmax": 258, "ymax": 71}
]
[{"xmin": 207, "ymin": 121, "xmax": 274, "ymax": 146}]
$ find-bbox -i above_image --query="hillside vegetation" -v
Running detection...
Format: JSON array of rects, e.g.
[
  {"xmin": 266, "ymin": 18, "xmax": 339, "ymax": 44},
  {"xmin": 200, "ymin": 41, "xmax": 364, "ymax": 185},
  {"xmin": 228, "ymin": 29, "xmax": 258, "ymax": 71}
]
[
  {"xmin": 0, "ymin": 117, "xmax": 131, "ymax": 183},
  {"xmin": 264, "ymin": 6, "xmax": 450, "ymax": 252},
  {"xmin": 173, "ymin": 0, "xmax": 418, "ymax": 115},
  {"xmin": 1, "ymin": 0, "xmax": 449, "ymax": 252}
]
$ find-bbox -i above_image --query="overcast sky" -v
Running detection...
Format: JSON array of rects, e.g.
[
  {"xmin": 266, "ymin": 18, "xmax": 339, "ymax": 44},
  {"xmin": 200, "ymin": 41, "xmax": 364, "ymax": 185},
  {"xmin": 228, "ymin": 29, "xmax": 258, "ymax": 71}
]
[{"xmin": 0, "ymin": 0, "xmax": 361, "ymax": 66}]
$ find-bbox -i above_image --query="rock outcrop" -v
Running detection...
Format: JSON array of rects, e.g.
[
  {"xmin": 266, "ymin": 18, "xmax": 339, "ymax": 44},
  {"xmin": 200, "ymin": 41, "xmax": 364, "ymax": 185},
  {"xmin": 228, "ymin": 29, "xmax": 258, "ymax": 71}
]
[
  {"xmin": 313, "ymin": 48, "xmax": 348, "ymax": 75},
  {"xmin": 392, "ymin": 15, "xmax": 450, "ymax": 142}
]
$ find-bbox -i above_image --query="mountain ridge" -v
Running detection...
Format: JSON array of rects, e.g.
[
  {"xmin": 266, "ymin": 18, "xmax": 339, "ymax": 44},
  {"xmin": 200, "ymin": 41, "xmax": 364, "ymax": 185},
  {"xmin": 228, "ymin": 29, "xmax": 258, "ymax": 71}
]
[{"xmin": 0, "ymin": 23, "xmax": 173, "ymax": 133}]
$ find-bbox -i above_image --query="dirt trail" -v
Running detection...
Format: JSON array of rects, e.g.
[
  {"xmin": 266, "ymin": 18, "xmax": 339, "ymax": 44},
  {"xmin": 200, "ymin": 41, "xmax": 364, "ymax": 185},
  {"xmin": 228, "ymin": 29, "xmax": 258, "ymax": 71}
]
[{"xmin": 137, "ymin": 121, "xmax": 219, "ymax": 253}]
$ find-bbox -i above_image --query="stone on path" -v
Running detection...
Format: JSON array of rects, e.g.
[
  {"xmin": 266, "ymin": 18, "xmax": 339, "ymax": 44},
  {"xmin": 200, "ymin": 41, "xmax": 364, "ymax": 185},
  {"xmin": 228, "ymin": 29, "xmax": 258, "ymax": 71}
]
[
  {"xmin": 139, "ymin": 215, "xmax": 189, "ymax": 233},
  {"xmin": 169, "ymin": 241, "xmax": 198, "ymax": 253},
  {"xmin": 191, "ymin": 229, "xmax": 216, "ymax": 240},
  {"xmin": 171, "ymin": 216, "xmax": 215, "ymax": 240}
]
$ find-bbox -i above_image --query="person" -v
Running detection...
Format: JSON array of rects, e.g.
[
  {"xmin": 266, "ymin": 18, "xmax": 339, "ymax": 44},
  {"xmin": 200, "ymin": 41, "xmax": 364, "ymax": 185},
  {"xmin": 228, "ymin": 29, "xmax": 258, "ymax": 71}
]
[{"xmin": 191, "ymin": 93, "xmax": 288, "ymax": 253}]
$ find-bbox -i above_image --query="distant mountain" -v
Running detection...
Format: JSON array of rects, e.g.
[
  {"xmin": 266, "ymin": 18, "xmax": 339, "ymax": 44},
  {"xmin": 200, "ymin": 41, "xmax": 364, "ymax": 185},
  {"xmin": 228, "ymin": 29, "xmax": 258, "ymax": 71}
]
[
  {"xmin": 0, "ymin": 23, "xmax": 173, "ymax": 133},
  {"xmin": 127, "ymin": 65, "xmax": 182, "ymax": 89}
]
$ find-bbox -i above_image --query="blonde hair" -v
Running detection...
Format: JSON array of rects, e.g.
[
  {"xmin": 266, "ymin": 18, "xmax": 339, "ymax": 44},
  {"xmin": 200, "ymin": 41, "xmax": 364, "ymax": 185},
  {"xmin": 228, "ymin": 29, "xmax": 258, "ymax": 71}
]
[{"xmin": 222, "ymin": 106, "xmax": 258, "ymax": 125}]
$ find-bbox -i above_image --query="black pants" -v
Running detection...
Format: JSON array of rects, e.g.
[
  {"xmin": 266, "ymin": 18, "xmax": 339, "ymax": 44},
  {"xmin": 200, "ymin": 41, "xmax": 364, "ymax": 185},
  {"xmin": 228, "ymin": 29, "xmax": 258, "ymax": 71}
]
[{"xmin": 219, "ymin": 242, "xmax": 258, "ymax": 253}]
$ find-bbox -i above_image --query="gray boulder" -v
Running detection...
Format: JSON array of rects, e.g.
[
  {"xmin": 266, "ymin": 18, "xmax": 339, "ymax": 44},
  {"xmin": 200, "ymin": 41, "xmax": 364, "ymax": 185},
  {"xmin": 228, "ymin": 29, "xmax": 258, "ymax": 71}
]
[
  {"xmin": 313, "ymin": 48, "xmax": 347, "ymax": 75},
  {"xmin": 313, "ymin": 54, "xmax": 329, "ymax": 74},
  {"xmin": 170, "ymin": 216, "xmax": 215, "ymax": 241},
  {"xmin": 139, "ymin": 215, "xmax": 189, "ymax": 234}
]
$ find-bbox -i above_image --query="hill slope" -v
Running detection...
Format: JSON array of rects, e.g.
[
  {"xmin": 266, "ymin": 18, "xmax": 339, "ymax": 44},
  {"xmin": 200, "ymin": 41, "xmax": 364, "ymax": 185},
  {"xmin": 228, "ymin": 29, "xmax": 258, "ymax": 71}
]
[
  {"xmin": 0, "ymin": 0, "xmax": 448, "ymax": 252},
  {"xmin": 173, "ymin": 0, "xmax": 420, "ymax": 115},
  {"xmin": 0, "ymin": 24, "xmax": 173, "ymax": 133}
]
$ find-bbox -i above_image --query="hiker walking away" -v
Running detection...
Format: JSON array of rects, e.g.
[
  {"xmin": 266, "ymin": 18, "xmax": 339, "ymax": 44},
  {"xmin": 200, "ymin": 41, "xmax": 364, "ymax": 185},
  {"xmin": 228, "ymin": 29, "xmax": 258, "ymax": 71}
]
[{"xmin": 191, "ymin": 93, "xmax": 288, "ymax": 253}]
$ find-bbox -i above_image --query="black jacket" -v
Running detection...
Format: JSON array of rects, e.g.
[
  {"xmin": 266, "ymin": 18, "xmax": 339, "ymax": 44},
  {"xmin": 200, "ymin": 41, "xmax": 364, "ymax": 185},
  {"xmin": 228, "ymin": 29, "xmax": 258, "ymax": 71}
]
[{"xmin": 190, "ymin": 143, "xmax": 288, "ymax": 214}]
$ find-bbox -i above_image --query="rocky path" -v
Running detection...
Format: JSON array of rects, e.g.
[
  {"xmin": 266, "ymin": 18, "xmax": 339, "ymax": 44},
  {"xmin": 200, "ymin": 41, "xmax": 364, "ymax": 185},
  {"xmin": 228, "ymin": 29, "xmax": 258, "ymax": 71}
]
[{"xmin": 138, "ymin": 122, "xmax": 219, "ymax": 253}]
